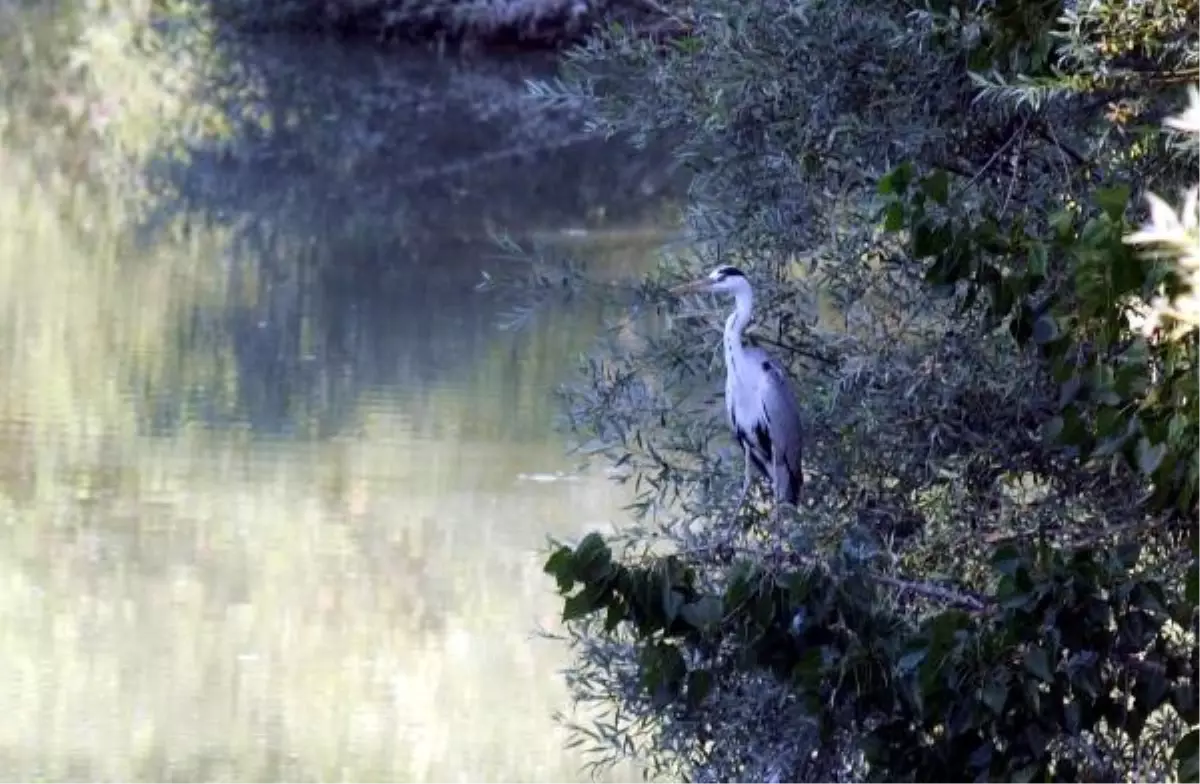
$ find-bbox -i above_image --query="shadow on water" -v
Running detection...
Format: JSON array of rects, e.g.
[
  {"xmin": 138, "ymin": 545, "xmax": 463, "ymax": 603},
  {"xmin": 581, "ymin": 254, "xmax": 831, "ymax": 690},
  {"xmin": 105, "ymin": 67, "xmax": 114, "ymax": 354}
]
[{"xmin": 0, "ymin": 28, "xmax": 684, "ymax": 782}]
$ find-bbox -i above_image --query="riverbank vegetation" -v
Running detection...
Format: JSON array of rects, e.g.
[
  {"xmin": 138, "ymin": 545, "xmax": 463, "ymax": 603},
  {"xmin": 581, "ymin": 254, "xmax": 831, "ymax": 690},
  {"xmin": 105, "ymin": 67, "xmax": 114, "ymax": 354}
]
[
  {"xmin": 204, "ymin": 0, "xmax": 690, "ymax": 49},
  {"xmin": 530, "ymin": 0, "xmax": 1200, "ymax": 780}
]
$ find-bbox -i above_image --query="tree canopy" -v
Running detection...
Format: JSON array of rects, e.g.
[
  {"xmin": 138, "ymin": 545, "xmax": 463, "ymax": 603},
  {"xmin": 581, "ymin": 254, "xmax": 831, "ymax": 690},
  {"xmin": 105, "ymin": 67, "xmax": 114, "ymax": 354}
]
[{"xmin": 521, "ymin": 0, "xmax": 1200, "ymax": 780}]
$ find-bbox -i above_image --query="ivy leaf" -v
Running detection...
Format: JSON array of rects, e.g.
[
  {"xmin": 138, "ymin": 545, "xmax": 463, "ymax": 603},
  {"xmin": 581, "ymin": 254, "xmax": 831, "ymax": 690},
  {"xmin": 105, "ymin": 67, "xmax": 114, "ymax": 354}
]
[
  {"xmin": 921, "ymin": 169, "xmax": 950, "ymax": 205},
  {"xmin": 563, "ymin": 587, "xmax": 601, "ymax": 622},
  {"xmin": 1094, "ymin": 182, "xmax": 1131, "ymax": 222},
  {"xmin": 1023, "ymin": 646, "xmax": 1054, "ymax": 683},
  {"xmin": 982, "ymin": 678, "xmax": 1008, "ymax": 714},
  {"xmin": 604, "ymin": 600, "xmax": 625, "ymax": 632},
  {"xmin": 1137, "ymin": 437, "xmax": 1167, "ymax": 475},
  {"xmin": 1031, "ymin": 313, "xmax": 1059, "ymax": 344},
  {"xmin": 685, "ymin": 668, "xmax": 714, "ymax": 709},
  {"xmin": 878, "ymin": 161, "xmax": 914, "ymax": 196},
  {"xmin": 1187, "ymin": 563, "xmax": 1198, "ymax": 607},
  {"xmin": 544, "ymin": 545, "xmax": 576, "ymax": 593},
  {"xmin": 1049, "ymin": 209, "xmax": 1075, "ymax": 241},
  {"xmin": 680, "ymin": 595, "xmax": 724, "ymax": 632},
  {"xmin": 1028, "ymin": 242, "xmax": 1048, "ymax": 277},
  {"xmin": 641, "ymin": 642, "xmax": 687, "ymax": 704},
  {"xmin": 897, "ymin": 648, "xmax": 926, "ymax": 674},
  {"xmin": 1174, "ymin": 729, "xmax": 1199, "ymax": 782},
  {"xmin": 576, "ymin": 537, "xmax": 613, "ymax": 582},
  {"xmin": 991, "ymin": 545, "xmax": 1024, "ymax": 578}
]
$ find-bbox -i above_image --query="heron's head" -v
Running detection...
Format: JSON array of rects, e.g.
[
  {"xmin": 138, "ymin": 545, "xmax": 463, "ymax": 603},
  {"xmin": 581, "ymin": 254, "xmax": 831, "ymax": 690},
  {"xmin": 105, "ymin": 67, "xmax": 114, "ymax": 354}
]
[{"xmin": 670, "ymin": 265, "xmax": 750, "ymax": 297}]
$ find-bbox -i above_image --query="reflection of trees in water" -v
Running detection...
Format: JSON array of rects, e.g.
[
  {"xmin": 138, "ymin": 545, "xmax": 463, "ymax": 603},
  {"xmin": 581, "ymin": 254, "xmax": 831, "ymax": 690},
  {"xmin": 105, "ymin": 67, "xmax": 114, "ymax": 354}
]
[
  {"xmin": 141, "ymin": 221, "xmax": 612, "ymax": 442},
  {"xmin": 137, "ymin": 34, "xmax": 681, "ymax": 441},
  {"xmin": 180, "ymin": 33, "xmax": 683, "ymax": 243}
]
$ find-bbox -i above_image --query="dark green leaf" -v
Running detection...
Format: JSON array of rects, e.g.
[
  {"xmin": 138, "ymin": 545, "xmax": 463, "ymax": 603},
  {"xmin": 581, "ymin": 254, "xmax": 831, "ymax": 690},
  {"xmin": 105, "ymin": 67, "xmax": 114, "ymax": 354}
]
[
  {"xmin": 1032, "ymin": 313, "xmax": 1058, "ymax": 344},
  {"xmin": 1174, "ymin": 729, "xmax": 1199, "ymax": 782},
  {"xmin": 878, "ymin": 162, "xmax": 914, "ymax": 196},
  {"xmin": 563, "ymin": 589, "xmax": 600, "ymax": 622},
  {"xmin": 685, "ymin": 668, "xmax": 713, "ymax": 709},
  {"xmin": 663, "ymin": 587, "xmax": 685, "ymax": 624},
  {"xmin": 884, "ymin": 202, "xmax": 905, "ymax": 232},
  {"xmin": 544, "ymin": 546, "xmax": 576, "ymax": 593},
  {"xmin": 1049, "ymin": 210, "xmax": 1075, "ymax": 241},
  {"xmin": 897, "ymin": 649, "xmax": 926, "ymax": 674},
  {"xmin": 1094, "ymin": 182, "xmax": 1131, "ymax": 222},
  {"xmin": 1028, "ymin": 242, "xmax": 1048, "ymax": 277},
  {"xmin": 604, "ymin": 600, "xmax": 625, "ymax": 632},
  {"xmin": 1010, "ymin": 303, "xmax": 1034, "ymax": 344},
  {"xmin": 1023, "ymin": 646, "xmax": 1054, "ymax": 683},
  {"xmin": 1137, "ymin": 437, "xmax": 1167, "ymax": 475},
  {"xmin": 1116, "ymin": 541, "xmax": 1142, "ymax": 569},
  {"xmin": 981, "ymin": 679, "xmax": 1008, "ymax": 714},
  {"xmin": 921, "ymin": 169, "xmax": 950, "ymax": 205},
  {"xmin": 991, "ymin": 545, "xmax": 1023, "ymax": 578},
  {"xmin": 680, "ymin": 596, "xmax": 724, "ymax": 632},
  {"xmin": 1187, "ymin": 563, "xmax": 1198, "ymax": 607}
]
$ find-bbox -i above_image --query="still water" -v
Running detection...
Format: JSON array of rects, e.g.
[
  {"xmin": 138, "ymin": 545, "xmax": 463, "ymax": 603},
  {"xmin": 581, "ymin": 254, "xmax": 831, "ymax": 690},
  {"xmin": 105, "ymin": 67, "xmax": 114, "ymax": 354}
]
[{"xmin": 0, "ymin": 33, "xmax": 681, "ymax": 781}]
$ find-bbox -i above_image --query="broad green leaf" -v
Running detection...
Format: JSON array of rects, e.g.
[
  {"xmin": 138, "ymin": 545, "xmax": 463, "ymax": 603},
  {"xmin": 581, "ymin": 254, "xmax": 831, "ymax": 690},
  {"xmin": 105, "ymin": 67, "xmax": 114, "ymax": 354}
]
[
  {"xmin": 1187, "ymin": 562, "xmax": 1198, "ymax": 607},
  {"xmin": 1174, "ymin": 729, "xmax": 1199, "ymax": 782},
  {"xmin": 1028, "ymin": 242, "xmax": 1048, "ymax": 276},
  {"xmin": 878, "ymin": 162, "xmax": 914, "ymax": 196},
  {"xmin": 1094, "ymin": 182, "xmax": 1131, "ymax": 222},
  {"xmin": 1137, "ymin": 437, "xmax": 1167, "ymax": 475},
  {"xmin": 921, "ymin": 169, "xmax": 950, "ymax": 205},
  {"xmin": 1032, "ymin": 313, "xmax": 1058, "ymax": 344},
  {"xmin": 604, "ymin": 600, "xmax": 625, "ymax": 632},
  {"xmin": 544, "ymin": 546, "xmax": 576, "ymax": 593},
  {"xmin": 897, "ymin": 649, "xmax": 926, "ymax": 674},
  {"xmin": 1049, "ymin": 210, "xmax": 1075, "ymax": 241},
  {"xmin": 1023, "ymin": 646, "xmax": 1054, "ymax": 683},
  {"xmin": 1169, "ymin": 413, "xmax": 1192, "ymax": 445},
  {"xmin": 662, "ymin": 587, "xmax": 685, "ymax": 624},
  {"xmin": 982, "ymin": 679, "xmax": 1008, "ymax": 714},
  {"xmin": 685, "ymin": 668, "xmax": 713, "ymax": 708},
  {"xmin": 991, "ymin": 545, "xmax": 1023, "ymax": 577},
  {"xmin": 563, "ymin": 589, "xmax": 600, "ymax": 622},
  {"xmin": 680, "ymin": 596, "xmax": 724, "ymax": 632}
]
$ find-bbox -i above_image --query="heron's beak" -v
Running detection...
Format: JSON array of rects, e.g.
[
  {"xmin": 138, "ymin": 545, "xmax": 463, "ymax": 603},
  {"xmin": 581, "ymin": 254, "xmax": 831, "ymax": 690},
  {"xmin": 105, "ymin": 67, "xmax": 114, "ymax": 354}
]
[{"xmin": 669, "ymin": 278, "xmax": 713, "ymax": 296}]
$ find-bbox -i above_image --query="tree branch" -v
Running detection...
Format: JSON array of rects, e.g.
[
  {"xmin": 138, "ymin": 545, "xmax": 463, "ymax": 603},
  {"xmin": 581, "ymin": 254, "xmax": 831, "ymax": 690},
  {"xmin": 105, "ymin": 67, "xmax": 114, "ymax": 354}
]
[{"xmin": 870, "ymin": 572, "xmax": 993, "ymax": 612}]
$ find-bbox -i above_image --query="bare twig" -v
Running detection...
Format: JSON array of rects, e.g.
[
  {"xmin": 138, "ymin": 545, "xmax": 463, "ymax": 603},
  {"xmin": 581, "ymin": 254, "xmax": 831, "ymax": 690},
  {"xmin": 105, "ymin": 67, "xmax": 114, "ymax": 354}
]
[
  {"xmin": 870, "ymin": 572, "xmax": 993, "ymax": 612},
  {"xmin": 953, "ymin": 114, "xmax": 1032, "ymax": 199}
]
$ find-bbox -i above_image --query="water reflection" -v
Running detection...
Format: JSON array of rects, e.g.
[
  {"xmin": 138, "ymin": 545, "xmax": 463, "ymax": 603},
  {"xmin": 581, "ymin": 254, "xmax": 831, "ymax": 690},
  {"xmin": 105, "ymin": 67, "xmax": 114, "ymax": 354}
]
[{"xmin": 0, "ymin": 32, "xmax": 681, "ymax": 782}]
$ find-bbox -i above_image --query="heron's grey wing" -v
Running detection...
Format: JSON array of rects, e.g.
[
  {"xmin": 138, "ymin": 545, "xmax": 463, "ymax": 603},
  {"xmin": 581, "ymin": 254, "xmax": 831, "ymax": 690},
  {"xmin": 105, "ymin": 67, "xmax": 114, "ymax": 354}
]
[{"xmin": 749, "ymin": 350, "xmax": 805, "ymax": 505}]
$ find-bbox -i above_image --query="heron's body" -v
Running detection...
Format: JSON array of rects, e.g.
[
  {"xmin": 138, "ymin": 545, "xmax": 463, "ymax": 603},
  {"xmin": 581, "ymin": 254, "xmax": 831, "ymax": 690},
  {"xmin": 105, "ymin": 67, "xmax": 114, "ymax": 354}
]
[{"xmin": 673, "ymin": 265, "xmax": 804, "ymax": 513}]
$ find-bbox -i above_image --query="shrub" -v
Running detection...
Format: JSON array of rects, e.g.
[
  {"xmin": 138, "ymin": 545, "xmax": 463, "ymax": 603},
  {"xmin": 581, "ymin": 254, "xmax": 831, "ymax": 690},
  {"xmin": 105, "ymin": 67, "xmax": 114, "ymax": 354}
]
[{"xmin": 518, "ymin": 0, "xmax": 1200, "ymax": 780}]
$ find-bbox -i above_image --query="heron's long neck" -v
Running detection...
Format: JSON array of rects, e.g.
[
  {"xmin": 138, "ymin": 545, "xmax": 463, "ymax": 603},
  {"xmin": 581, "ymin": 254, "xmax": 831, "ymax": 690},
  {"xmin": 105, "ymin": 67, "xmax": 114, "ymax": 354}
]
[{"xmin": 723, "ymin": 289, "xmax": 753, "ymax": 372}]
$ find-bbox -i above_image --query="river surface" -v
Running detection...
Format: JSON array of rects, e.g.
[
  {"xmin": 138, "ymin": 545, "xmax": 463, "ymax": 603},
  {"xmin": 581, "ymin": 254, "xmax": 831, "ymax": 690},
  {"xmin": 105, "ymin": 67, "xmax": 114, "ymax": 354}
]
[{"xmin": 0, "ymin": 31, "xmax": 683, "ymax": 782}]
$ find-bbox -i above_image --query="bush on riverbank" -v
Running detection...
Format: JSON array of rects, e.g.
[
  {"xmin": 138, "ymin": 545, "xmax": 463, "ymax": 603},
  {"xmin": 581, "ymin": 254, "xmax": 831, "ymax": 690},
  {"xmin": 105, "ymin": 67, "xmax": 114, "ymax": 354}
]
[
  {"xmin": 526, "ymin": 0, "xmax": 1199, "ymax": 780},
  {"xmin": 203, "ymin": 0, "xmax": 685, "ymax": 48}
]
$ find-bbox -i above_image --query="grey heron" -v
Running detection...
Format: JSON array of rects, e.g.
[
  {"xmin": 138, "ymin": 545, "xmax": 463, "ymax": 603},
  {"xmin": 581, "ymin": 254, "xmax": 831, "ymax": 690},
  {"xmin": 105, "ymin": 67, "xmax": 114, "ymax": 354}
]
[{"xmin": 672, "ymin": 265, "xmax": 804, "ymax": 518}]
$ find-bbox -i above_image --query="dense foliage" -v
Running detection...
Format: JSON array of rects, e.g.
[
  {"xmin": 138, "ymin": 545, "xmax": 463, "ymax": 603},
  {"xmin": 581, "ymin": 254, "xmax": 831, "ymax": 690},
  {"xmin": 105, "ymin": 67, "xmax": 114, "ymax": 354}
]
[
  {"xmin": 200, "ymin": 0, "xmax": 682, "ymax": 47},
  {"xmin": 523, "ymin": 0, "xmax": 1200, "ymax": 780}
]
